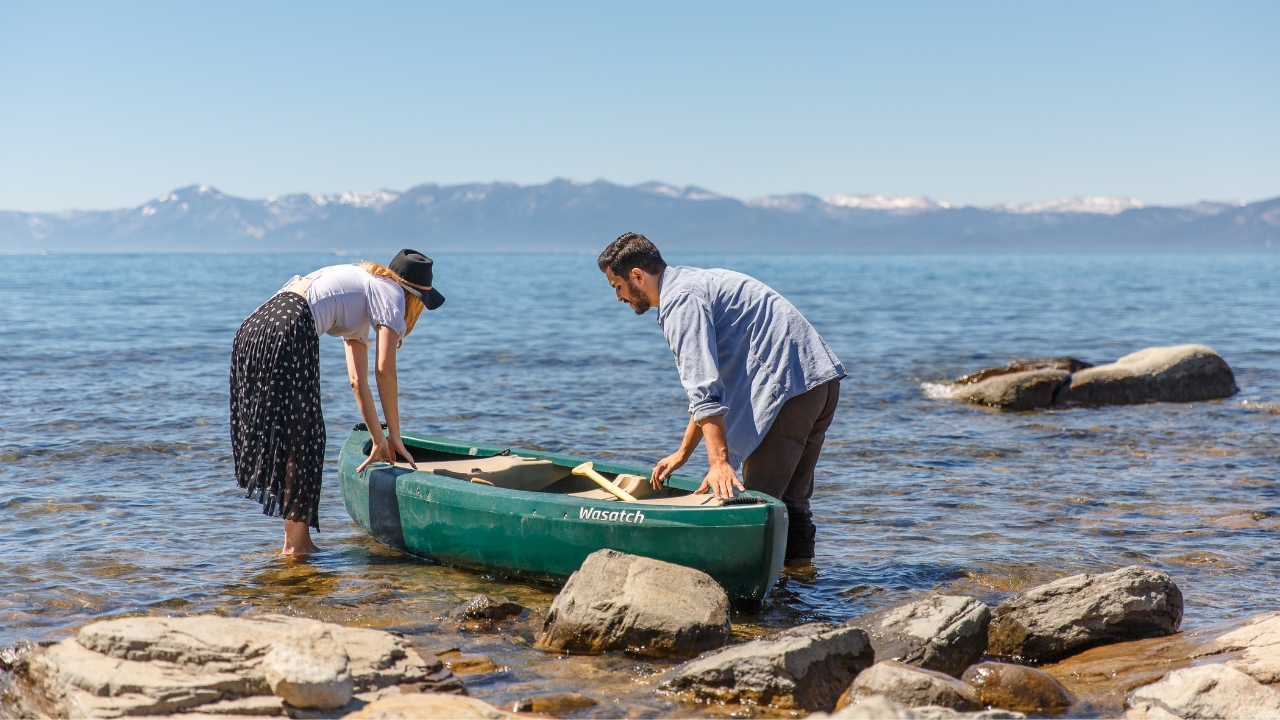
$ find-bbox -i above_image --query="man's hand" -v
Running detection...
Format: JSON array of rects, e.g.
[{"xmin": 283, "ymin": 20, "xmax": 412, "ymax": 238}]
[
  {"xmin": 651, "ymin": 451, "xmax": 690, "ymax": 489},
  {"xmin": 697, "ymin": 462, "xmax": 744, "ymax": 499}
]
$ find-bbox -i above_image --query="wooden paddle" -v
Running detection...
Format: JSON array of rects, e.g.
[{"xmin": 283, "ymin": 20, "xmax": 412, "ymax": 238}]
[{"xmin": 572, "ymin": 462, "xmax": 637, "ymax": 502}]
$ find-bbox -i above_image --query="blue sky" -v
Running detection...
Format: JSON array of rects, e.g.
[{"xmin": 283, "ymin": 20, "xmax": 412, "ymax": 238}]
[{"xmin": 1, "ymin": 1, "xmax": 1276, "ymax": 211}]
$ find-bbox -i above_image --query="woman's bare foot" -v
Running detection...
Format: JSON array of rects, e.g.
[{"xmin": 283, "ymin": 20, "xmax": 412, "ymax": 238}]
[{"xmin": 283, "ymin": 519, "xmax": 321, "ymax": 556}]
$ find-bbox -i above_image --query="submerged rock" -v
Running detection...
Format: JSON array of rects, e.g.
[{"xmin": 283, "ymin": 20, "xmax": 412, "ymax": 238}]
[
  {"xmin": 21, "ymin": 614, "xmax": 463, "ymax": 717},
  {"xmin": 846, "ymin": 594, "xmax": 990, "ymax": 677},
  {"xmin": 1125, "ymin": 664, "xmax": 1280, "ymax": 719},
  {"xmin": 347, "ymin": 691, "xmax": 519, "ymax": 719},
  {"xmin": 987, "ymin": 566, "xmax": 1183, "ymax": 664},
  {"xmin": 838, "ymin": 660, "xmax": 979, "ymax": 711},
  {"xmin": 453, "ymin": 594, "xmax": 524, "ymax": 623},
  {"xmin": 536, "ymin": 549, "xmax": 730, "ymax": 658},
  {"xmin": 961, "ymin": 662, "xmax": 1072, "ymax": 716},
  {"xmin": 1060, "ymin": 344, "xmax": 1237, "ymax": 406},
  {"xmin": 261, "ymin": 624, "xmax": 353, "ymax": 709},
  {"xmin": 510, "ymin": 692, "xmax": 599, "ymax": 714},
  {"xmin": 660, "ymin": 622, "xmax": 875, "ymax": 711}
]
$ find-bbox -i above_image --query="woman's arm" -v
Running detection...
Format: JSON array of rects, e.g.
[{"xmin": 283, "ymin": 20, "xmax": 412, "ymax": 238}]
[
  {"xmin": 373, "ymin": 324, "xmax": 416, "ymax": 469},
  {"xmin": 348, "ymin": 339, "xmax": 391, "ymax": 472}
]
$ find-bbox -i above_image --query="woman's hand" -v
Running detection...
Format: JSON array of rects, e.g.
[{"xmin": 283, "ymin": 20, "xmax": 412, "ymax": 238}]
[
  {"xmin": 651, "ymin": 451, "xmax": 689, "ymax": 489},
  {"xmin": 357, "ymin": 433, "xmax": 417, "ymax": 472}
]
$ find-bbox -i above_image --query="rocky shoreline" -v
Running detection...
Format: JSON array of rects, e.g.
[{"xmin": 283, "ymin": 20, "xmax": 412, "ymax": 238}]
[{"xmin": 3, "ymin": 551, "xmax": 1279, "ymax": 719}]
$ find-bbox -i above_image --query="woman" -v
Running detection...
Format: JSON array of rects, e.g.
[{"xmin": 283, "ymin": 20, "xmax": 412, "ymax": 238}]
[{"xmin": 230, "ymin": 249, "xmax": 445, "ymax": 555}]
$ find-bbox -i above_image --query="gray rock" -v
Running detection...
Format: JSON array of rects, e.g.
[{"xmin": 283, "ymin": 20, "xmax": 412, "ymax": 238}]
[
  {"xmin": 846, "ymin": 595, "xmax": 990, "ymax": 677},
  {"xmin": 535, "ymin": 549, "xmax": 730, "ymax": 658},
  {"xmin": 660, "ymin": 622, "xmax": 875, "ymax": 711},
  {"xmin": 961, "ymin": 662, "xmax": 1072, "ymax": 716},
  {"xmin": 953, "ymin": 358, "xmax": 1094, "ymax": 386},
  {"xmin": 453, "ymin": 594, "xmax": 524, "ymax": 622},
  {"xmin": 838, "ymin": 660, "xmax": 979, "ymax": 711},
  {"xmin": 261, "ymin": 624, "xmax": 353, "ymax": 709},
  {"xmin": 950, "ymin": 369, "xmax": 1072, "ymax": 411},
  {"xmin": 22, "ymin": 614, "xmax": 463, "ymax": 717},
  {"xmin": 1125, "ymin": 664, "xmax": 1280, "ymax": 719},
  {"xmin": 987, "ymin": 566, "xmax": 1183, "ymax": 664},
  {"xmin": 1060, "ymin": 344, "xmax": 1237, "ymax": 406}
]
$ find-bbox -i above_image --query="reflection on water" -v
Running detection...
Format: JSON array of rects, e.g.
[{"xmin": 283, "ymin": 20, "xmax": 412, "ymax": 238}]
[{"xmin": 2, "ymin": 252, "xmax": 1279, "ymax": 715}]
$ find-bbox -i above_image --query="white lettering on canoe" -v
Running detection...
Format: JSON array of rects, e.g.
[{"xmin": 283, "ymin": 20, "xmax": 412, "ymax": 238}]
[{"xmin": 578, "ymin": 507, "xmax": 644, "ymax": 524}]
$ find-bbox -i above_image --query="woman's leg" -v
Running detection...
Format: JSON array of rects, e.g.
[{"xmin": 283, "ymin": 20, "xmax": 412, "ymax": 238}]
[{"xmin": 283, "ymin": 518, "xmax": 320, "ymax": 555}]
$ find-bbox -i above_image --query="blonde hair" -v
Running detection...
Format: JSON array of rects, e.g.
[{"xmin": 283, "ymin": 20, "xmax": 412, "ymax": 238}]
[{"xmin": 360, "ymin": 261, "xmax": 426, "ymax": 346}]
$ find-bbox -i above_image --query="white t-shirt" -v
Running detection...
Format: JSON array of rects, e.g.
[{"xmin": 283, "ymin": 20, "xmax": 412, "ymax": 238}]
[{"xmin": 279, "ymin": 264, "xmax": 408, "ymax": 345}]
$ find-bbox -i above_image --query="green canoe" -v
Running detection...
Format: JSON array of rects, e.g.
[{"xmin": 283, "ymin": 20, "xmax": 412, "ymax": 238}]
[{"xmin": 338, "ymin": 426, "xmax": 788, "ymax": 601}]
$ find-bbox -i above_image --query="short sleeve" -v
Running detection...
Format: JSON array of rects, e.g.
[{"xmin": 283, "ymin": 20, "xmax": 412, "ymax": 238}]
[{"xmin": 365, "ymin": 277, "xmax": 408, "ymax": 339}]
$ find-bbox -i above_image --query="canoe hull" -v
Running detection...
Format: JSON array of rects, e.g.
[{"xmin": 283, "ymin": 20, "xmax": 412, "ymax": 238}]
[{"xmin": 338, "ymin": 430, "xmax": 787, "ymax": 601}]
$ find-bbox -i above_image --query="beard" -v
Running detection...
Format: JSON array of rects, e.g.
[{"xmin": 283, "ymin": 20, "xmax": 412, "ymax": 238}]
[{"xmin": 627, "ymin": 278, "xmax": 651, "ymax": 314}]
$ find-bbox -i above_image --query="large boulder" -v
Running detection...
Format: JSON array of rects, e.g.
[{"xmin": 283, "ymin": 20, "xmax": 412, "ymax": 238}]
[
  {"xmin": 660, "ymin": 622, "xmax": 875, "ymax": 711},
  {"xmin": 987, "ymin": 566, "xmax": 1182, "ymax": 664},
  {"xmin": 1059, "ymin": 344, "xmax": 1237, "ymax": 406},
  {"xmin": 838, "ymin": 660, "xmax": 979, "ymax": 711},
  {"xmin": 961, "ymin": 662, "xmax": 1072, "ymax": 716},
  {"xmin": 846, "ymin": 595, "xmax": 990, "ymax": 677},
  {"xmin": 535, "ymin": 549, "xmax": 730, "ymax": 658},
  {"xmin": 22, "ymin": 614, "xmax": 463, "ymax": 717},
  {"xmin": 1125, "ymin": 664, "xmax": 1280, "ymax": 719}
]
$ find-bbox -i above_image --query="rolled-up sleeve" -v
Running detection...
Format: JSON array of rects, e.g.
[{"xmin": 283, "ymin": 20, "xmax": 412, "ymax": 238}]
[{"xmin": 661, "ymin": 292, "xmax": 729, "ymax": 420}]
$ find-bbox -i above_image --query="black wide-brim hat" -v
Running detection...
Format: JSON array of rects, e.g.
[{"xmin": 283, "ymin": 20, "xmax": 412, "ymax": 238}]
[{"xmin": 388, "ymin": 249, "xmax": 445, "ymax": 310}]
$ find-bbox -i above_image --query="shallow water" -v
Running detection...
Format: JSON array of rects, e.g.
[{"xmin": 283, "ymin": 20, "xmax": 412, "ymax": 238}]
[{"xmin": 2, "ymin": 252, "xmax": 1279, "ymax": 716}]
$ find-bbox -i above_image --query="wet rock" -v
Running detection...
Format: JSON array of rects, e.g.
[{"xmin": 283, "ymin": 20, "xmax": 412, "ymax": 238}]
[
  {"xmin": 437, "ymin": 649, "xmax": 502, "ymax": 675},
  {"xmin": 453, "ymin": 594, "xmax": 524, "ymax": 623},
  {"xmin": 987, "ymin": 566, "xmax": 1183, "ymax": 664},
  {"xmin": 953, "ymin": 357, "xmax": 1094, "ymax": 386},
  {"xmin": 838, "ymin": 660, "xmax": 979, "ymax": 711},
  {"xmin": 261, "ymin": 624, "xmax": 353, "ymax": 709},
  {"xmin": 950, "ymin": 369, "xmax": 1072, "ymax": 411},
  {"xmin": 510, "ymin": 691, "xmax": 599, "ymax": 714},
  {"xmin": 818, "ymin": 695, "xmax": 1027, "ymax": 719},
  {"xmin": 347, "ymin": 691, "xmax": 519, "ymax": 719},
  {"xmin": 0, "ymin": 639, "xmax": 36, "ymax": 673},
  {"xmin": 1060, "ymin": 344, "xmax": 1237, "ymax": 406},
  {"xmin": 1125, "ymin": 664, "xmax": 1280, "ymax": 719},
  {"xmin": 660, "ymin": 622, "xmax": 874, "ymax": 711},
  {"xmin": 21, "ymin": 614, "xmax": 463, "ymax": 717},
  {"xmin": 536, "ymin": 549, "xmax": 730, "ymax": 658},
  {"xmin": 961, "ymin": 662, "xmax": 1072, "ymax": 716},
  {"xmin": 846, "ymin": 595, "xmax": 990, "ymax": 677}
]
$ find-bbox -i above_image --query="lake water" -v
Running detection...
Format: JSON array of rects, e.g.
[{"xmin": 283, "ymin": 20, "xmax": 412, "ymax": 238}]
[{"xmin": 2, "ymin": 252, "xmax": 1279, "ymax": 715}]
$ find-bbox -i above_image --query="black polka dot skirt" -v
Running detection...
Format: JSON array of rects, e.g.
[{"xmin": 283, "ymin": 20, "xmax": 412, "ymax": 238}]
[{"xmin": 229, "ymin": 291, "xmax": 325, "ymax": 530}]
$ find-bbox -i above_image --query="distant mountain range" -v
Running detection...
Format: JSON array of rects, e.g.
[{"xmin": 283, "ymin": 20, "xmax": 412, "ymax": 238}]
[{"xmin": 2, "ymin": 180, "xmax": 1278, "ymax": 253}]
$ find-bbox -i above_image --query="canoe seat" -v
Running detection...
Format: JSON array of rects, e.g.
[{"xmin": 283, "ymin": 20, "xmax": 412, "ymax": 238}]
[
  {"xmin": 393, "ymin": 455, "xmax": 570, "ymax": 491},
  {"xmin": 567, "ymin": 489, "xmax": 724, "ymax": 507}
]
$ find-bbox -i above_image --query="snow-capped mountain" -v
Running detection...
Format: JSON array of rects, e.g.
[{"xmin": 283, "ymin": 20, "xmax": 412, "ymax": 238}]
[{"xmin": 1, "ymin": 180, "xmax": 1276, "ymax": 253}]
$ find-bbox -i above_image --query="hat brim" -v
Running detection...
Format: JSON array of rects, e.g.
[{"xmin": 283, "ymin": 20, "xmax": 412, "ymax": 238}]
[{"xmin": 405, "ymin": 285, "xmax": 445, "ymax": 311}]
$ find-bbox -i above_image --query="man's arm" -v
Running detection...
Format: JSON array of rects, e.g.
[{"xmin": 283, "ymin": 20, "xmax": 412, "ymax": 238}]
[
  {"xmin": 651, "ymin": 415, "xmax": 703, "ymax": 488},
  {"xmin": 696, "ymin": 414, "xmax": 743, "ymax": 499}
]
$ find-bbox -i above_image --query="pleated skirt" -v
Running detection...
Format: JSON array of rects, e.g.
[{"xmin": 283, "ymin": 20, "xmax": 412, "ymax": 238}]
[{"xmin": 229, "ymin": 291, "xmax": 326, "ymax": 529}]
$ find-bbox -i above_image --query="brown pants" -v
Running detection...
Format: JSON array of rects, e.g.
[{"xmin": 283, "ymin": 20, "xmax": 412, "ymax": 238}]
[{"xmin": 741, "ymin": 378, "xmax": 841, "ymax": 560}]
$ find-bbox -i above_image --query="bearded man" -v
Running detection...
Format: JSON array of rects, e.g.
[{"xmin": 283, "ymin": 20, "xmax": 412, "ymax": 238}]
[{"xmin": 598, "ymin": 232, "xmax": 845, "ymax": 567}]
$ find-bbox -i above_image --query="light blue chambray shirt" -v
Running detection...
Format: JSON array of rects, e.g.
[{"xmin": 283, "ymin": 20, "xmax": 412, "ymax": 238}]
[{"xmin": 656, "ymin": 266, "xmax": 845, "ymax": 469}]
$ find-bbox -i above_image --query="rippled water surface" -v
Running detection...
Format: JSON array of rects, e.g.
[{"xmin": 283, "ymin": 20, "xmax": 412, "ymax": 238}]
[{"xmin": 2, "ymin": 253, "xmax": 1279, "ymax": 715}]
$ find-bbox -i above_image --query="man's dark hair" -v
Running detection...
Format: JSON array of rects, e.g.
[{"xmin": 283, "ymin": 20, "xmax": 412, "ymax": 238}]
[{"xmin": 597, "ymin": 232, "xmax": 667, "ymax": 277}]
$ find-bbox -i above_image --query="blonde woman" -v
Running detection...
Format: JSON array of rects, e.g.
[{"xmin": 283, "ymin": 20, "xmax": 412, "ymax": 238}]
[{"xmin": 230, "ymin": 250, "xmax": 445, "ymax": 555}]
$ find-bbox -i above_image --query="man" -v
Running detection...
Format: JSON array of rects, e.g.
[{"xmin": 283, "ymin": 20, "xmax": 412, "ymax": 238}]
[{"xmin": 598, "ymin": 232, "xmax": 845, "ymax": 567}]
